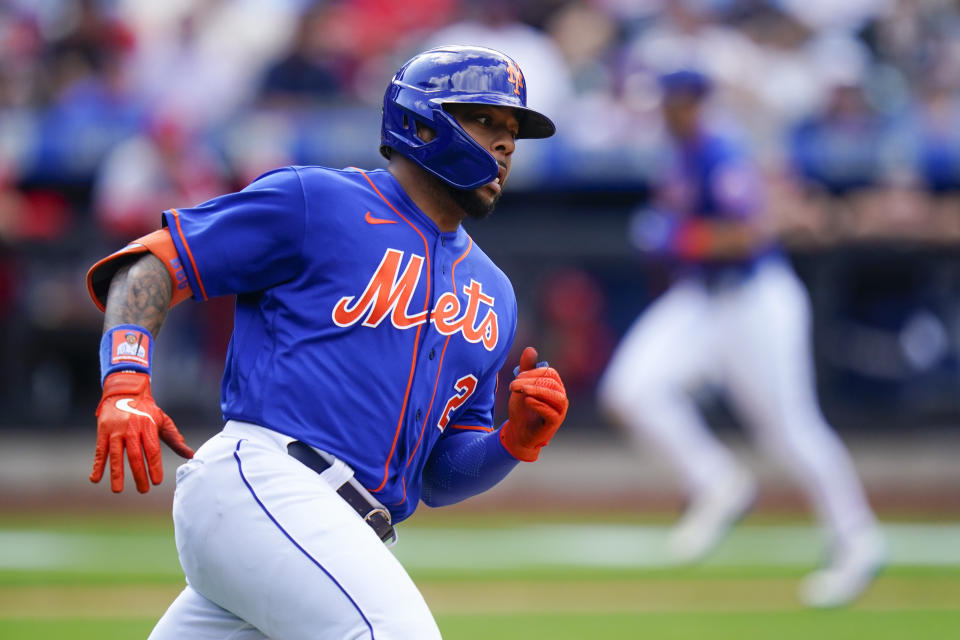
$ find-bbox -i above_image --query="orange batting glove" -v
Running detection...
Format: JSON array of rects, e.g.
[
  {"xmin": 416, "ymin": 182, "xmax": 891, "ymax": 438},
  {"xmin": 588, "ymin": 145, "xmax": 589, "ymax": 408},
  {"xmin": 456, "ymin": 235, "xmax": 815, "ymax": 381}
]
[
  {"xmin": 91, "ymin": 372, "xmax": 194, "ymax": 493},
  {"xmin": 499, "ymin": 346, "xmax": 569, "ymax": 462}
]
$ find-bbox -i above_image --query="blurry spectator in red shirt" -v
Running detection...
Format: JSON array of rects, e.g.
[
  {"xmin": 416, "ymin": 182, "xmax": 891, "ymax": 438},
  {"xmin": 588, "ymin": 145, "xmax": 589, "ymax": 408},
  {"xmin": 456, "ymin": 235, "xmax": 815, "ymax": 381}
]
[{"xmin": 93, "ymin": 110, "xmax": 228, "ymax": 239}]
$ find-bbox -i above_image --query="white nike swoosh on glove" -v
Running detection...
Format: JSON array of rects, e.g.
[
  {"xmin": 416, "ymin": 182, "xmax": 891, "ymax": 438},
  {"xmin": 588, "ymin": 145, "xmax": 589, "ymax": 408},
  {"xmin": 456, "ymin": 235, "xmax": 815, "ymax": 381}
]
[{"xmin": 115, "ymin": 398, "xmax": 156, "ymax": 424}]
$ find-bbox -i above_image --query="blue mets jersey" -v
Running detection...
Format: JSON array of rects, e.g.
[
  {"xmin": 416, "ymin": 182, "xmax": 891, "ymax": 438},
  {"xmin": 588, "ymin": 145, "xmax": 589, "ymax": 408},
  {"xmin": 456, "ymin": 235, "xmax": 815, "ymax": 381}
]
[
  {"xmin": 658, "ymin": 129, "xmax": 779, "ymax": 279},
  {"xmin": 162, "ymin": 166, "xmax": 517, "ymax": 522}
]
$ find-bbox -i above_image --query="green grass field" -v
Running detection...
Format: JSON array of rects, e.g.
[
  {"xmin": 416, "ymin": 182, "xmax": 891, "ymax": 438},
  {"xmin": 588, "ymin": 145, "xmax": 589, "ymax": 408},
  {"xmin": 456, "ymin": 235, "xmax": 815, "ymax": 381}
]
[{"xmin": 1, "ymin": 511, "xmax": 958, "ymax": 639}]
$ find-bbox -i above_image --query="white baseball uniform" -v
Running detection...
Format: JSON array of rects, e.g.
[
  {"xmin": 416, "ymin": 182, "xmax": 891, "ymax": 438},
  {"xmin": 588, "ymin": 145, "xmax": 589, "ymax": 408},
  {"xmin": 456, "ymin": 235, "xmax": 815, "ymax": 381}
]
[
  {"xmin": 597, "ymin": 114, "xmax": 881, "ymax": 603},
  {"xmin": 599, "ymin": 255, "xmax": 878, "ymax": 544}
]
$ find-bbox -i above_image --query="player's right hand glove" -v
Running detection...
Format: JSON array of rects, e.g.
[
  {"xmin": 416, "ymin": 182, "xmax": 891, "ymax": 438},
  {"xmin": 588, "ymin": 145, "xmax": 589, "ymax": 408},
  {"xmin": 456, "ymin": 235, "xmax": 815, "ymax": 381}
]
[
  {"xmin": 91, "ymin": 372, "xmax": 194, "ymax": 493},
  {"xmin": 499, "ymin": 347, "xmax": 569, "ymax": 462}
]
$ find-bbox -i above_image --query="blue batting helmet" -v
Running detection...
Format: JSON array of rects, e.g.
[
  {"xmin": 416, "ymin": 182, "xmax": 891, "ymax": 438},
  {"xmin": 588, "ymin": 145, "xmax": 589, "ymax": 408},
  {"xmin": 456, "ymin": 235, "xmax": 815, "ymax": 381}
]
[
  {"xmin": 659, "ymin": 69, "xmax": 712, "ymax": 100},
  {"xmin": 380, "ymin": 45, "xmax": 555, "ymax": 190}
]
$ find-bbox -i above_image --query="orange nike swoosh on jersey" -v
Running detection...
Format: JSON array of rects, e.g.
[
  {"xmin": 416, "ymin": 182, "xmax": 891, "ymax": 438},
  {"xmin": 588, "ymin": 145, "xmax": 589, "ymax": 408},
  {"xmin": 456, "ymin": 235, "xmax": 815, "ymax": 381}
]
[{"xmin": 365, "ymin": 211, "xmax": 397, "ymax": 225}]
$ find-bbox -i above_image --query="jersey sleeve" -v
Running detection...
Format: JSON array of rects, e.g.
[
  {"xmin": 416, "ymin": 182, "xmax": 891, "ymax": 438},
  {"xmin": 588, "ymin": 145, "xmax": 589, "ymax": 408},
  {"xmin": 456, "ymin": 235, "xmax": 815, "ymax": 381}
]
[
  {"xmin": 420, "ymin": 427, "xmax": 519, "ymax": 507},
  {"xmin": 162, "ymin": 167, "xmax": 308, "ymax": 299},
  {"xmin": 711, "ymin": 158, "xmax": 763, "ymax": 220}
]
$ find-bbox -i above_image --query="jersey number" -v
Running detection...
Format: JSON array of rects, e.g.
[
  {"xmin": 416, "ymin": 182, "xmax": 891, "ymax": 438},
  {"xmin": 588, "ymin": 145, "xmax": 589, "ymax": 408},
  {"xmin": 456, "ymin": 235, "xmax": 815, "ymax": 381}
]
[{"xmin": 437, "ymin": 375, "xmax": 478, "ymax": 431}]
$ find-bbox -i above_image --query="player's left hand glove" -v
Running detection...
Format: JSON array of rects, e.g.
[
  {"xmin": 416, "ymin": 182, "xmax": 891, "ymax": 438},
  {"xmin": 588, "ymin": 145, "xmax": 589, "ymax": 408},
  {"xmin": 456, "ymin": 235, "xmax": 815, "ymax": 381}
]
[
  {"xmin": 91, "ymin": 371, "xmax": 194, "ymax": 493},
  {"xmin": 499, "ymin": 347, "xmax": 569, "ymax": 462}
]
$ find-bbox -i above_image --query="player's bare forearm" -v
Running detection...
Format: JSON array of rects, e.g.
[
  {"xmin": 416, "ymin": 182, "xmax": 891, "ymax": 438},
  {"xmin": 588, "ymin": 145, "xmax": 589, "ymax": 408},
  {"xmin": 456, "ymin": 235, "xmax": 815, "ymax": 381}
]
[{"xmin": 103, "ymin": 253, "xmax": 172, "ymax": 336}]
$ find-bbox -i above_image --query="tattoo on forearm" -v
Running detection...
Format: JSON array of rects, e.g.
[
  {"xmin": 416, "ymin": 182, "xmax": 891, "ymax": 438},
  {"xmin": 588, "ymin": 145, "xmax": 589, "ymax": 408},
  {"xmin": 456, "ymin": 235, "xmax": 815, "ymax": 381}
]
[{"xmin": 103, "ymin": 254, "xmax": 173, "ymax": 337}]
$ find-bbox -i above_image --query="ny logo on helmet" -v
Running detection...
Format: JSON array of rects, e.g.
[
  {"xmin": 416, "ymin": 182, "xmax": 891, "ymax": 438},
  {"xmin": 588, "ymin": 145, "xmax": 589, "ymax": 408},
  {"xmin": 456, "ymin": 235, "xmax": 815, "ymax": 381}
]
[{"xmin": 506, "ymin": 63, "xmax": 523, "ymax": 96}]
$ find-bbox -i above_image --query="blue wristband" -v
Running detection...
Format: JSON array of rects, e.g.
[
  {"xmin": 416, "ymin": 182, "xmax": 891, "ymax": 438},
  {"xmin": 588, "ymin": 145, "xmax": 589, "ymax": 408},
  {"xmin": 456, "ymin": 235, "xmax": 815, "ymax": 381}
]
[{"xmin": 99, "ymin": 324, "xmax": 154, "ymax": 385}]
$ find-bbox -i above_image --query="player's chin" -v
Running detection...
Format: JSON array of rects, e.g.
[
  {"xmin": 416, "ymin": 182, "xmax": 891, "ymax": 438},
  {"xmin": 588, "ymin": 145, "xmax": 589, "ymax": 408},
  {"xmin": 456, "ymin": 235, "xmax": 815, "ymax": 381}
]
[
  {"xmin": 448, "ymin": 183, "xmax": 499, "ymax": 220},
  {"xmin": 468, "ymin": 189, "xmax": 500, "ymax": 220}
]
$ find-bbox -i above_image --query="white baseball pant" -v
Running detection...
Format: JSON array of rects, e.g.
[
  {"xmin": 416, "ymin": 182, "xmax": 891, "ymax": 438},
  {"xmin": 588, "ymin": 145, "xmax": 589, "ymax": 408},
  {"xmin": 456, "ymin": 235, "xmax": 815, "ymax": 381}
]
[
  {"xmin": 148, "ymin": 421, "xmax": 441, "ymax": 640},
  {"xmin": 599, "ymin": 257, "xmax": 877, "ymax": 547}
]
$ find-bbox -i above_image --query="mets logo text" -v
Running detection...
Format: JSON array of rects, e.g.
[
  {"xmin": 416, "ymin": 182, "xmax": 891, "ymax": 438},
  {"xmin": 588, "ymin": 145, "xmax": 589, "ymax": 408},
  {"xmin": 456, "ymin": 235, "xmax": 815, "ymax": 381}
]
[
  {"xmin": 332, "ymin": 249, "xmax": 499, "ymax": 351},
  {"xmin": 506, "ymin": 63, "xmax": 523, "ymax": 96}
]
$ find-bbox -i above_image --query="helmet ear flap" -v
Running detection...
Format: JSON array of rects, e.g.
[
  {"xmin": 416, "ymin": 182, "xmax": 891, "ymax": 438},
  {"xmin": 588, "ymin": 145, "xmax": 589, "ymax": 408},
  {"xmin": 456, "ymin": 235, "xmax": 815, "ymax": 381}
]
[
  {"xmin": 383, "ymin": 107, "xmax": 499, "ymax": 189},
  {"xmin": 424, "ymin": 109, "xmax": 499, "ymax": 189}
]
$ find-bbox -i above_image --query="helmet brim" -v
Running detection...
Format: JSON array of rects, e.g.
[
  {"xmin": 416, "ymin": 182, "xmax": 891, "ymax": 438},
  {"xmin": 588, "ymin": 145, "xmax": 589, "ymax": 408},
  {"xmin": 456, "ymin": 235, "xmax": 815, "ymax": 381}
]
[
  {"xmin": 438, "ymin": 97, "xmax": 556, "ymax": 139},
  {"xmin": 514, "ymin": 107, "xmax": 556, "ymax": 139}
]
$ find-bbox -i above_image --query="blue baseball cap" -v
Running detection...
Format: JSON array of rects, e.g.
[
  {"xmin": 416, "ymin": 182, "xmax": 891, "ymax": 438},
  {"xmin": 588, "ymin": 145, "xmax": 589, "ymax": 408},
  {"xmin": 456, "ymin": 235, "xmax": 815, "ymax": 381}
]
[{"xmin": 659, "ymin": 69, "xmax": 711, "ymax": 99}]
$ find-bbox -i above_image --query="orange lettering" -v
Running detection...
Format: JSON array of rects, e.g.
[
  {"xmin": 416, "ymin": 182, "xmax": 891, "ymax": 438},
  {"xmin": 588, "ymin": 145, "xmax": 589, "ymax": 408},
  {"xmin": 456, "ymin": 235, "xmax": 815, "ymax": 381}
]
[
  {"xmin": 332, "ymin": 249, "xmax": 427, "ymax": 328},
  {"xmin": 459, "ymin": 280, "xmax": 496, "ymax": 344},
  {"xmin": 506, "ymin": 64, "xmax": 523, "ymax": 96},
  {"xmin": 438, "ymin": 375, "xmax": 478, "ymax": 430},
  {"xmin": 333, "ymin": 250, "xmax": 500, "ymax": 351},
  {"xmin": 432, "ymin": 292, "xmax": 461, "ymax": 334},
  {"xmin": 476, "ymin": 310, "xmax": 498, "ymax": 351}
]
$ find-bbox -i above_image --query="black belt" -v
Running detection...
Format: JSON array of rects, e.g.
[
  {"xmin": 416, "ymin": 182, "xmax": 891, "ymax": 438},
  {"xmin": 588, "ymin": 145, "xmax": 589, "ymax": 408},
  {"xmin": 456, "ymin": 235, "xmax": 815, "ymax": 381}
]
[{"xmin": 287, "ymin": 441, "xmax": 396, "ymax": 544}]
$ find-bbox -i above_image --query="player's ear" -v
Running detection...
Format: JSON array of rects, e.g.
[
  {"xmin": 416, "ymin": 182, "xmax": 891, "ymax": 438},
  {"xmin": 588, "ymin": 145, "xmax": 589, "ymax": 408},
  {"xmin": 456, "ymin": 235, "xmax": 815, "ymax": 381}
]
[{"xmin": 415, "ymin": 120, "xmax": 436, "ymax": 143}]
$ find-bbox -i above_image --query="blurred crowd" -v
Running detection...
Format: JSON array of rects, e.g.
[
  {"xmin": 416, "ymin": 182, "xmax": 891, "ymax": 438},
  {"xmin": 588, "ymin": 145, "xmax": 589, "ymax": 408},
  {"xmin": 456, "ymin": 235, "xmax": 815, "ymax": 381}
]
[{"xmin": 2, "ymin": 0, "xmax": 960, "ymax": 427}]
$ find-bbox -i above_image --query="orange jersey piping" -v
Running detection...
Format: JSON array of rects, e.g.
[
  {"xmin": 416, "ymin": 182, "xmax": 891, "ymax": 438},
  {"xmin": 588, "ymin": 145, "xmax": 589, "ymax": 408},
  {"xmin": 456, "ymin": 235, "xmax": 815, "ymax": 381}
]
[
  {"xmin": 169, "ymin": 209, "xmax": 209, "ymax": 301},
  {"xmin": 356, "ymin": 170, "xmax": 432, "ymax": 494},
  {"xmin": 448, "ymin": 424, "xmax": 495, "ymax": 432},
  {"xmin": 396, "ymin": 237, "xmax": 474, "ymax": 505}
]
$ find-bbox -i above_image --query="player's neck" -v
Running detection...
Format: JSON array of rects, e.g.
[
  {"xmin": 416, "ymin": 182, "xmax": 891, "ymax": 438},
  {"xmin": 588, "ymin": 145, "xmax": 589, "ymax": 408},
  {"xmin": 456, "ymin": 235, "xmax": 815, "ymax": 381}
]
[{"xmin": 388, "ymin": 161, "xmax": 466, "ymax": 232}]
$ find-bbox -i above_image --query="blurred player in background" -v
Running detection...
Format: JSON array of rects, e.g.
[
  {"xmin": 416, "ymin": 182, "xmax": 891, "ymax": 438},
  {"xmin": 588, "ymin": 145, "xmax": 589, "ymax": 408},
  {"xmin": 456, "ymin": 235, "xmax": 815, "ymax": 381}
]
[
  {"xmin": 85, "ymin": 45, "xmax": 568, "ymax": 639},
  {"xmin": 598, "ymin": 69, "xmax": 884, "ymax": 608}
]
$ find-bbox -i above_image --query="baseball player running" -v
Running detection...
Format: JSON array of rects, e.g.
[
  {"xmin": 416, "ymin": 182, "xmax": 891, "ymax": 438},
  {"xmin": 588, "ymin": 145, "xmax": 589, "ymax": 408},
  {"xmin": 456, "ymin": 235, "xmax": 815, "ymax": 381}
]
[
  {"xmin": 598, "ymin": 69, "xmax": 884, "ymax": 608},
  {"xmin": 86, "ymin": 45, "xmax": 569, "ymax": 639}
]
